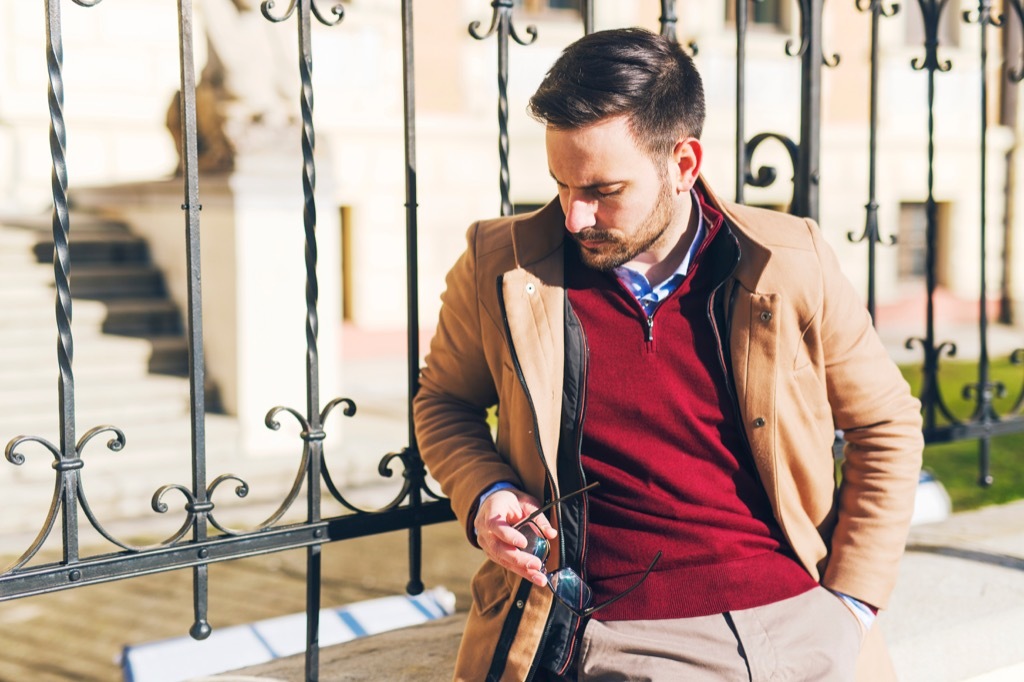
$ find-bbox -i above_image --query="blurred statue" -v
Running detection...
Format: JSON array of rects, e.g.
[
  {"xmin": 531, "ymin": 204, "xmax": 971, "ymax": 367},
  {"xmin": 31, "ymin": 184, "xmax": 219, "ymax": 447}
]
[{"xmin": 167, "ymin": 0, "xmax": 297, "ymax": 173}]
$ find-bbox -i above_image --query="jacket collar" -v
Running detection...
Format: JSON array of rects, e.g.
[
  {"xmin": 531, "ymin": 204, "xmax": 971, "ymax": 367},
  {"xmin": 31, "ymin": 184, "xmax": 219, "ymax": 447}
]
[
  {"xmin": 509, "ymin": 177, "xmax": 775, "ymax": 293},
  {"xmin": 510, "ymin": 199, "xmax": 566, "ymax": 269},
  {"xmin": 695, "ymin": 176, "xmax": 771, "ymax": 293}
]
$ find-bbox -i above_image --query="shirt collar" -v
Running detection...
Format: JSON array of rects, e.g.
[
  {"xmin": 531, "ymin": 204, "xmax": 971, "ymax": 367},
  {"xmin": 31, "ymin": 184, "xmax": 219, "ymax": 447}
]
[{"xmin": 613, "ymin": 187, "xmax": 706, "ymax": 290}]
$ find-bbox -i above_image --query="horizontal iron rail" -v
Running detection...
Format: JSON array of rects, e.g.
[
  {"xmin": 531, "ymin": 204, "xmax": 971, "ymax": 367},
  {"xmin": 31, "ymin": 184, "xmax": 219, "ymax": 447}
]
[
  {"xmin": 0, "ymin": 499, "xmax": 453, "ymax": 601},
  {"xmin": 924, "ymin": 416, "xmax": 1024, "ymax": 444}
]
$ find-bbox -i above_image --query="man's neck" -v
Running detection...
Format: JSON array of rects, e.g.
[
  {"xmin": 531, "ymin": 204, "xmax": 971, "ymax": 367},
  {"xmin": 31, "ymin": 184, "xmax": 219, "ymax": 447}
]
[{"xmin": 625, "ymin": 193, "xmax": 700, "ymax": 286}]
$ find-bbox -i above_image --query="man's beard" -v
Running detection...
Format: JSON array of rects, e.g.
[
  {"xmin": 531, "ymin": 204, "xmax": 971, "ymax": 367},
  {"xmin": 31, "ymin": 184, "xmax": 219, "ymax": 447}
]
[{"xmin": 572, "ymin": 179, "xmax": 676, "ymax": 272}]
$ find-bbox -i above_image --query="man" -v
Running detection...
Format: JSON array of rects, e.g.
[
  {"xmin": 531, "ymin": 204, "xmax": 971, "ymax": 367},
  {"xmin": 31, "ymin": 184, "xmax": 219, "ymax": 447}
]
[{"xmin": 414, "ymin": 27, "xmax": 923, "ymax": 681}]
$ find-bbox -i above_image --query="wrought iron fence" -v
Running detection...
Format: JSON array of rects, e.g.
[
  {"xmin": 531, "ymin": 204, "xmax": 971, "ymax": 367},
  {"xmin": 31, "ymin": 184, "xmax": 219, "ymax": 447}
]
[{"xmin": 2, "ymin": 1, "xmax": 1024, "ymax": 680}]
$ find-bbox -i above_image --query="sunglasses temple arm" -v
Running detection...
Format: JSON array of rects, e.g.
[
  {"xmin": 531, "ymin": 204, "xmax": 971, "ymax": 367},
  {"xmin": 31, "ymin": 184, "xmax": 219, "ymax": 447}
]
[
  {"xmin": 579, "ymin": 550, "xmax": 663, "ymax": 619},
  {"xmin": 519, "ymin": 481, "xmax": 601, "ymax": 526}
]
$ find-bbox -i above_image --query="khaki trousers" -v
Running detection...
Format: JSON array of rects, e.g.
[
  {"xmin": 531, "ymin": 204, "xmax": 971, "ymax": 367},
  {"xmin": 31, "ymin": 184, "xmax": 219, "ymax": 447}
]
[{"xmin": 576, "ymin": 586, "xmax": 864, "ymax": 682}]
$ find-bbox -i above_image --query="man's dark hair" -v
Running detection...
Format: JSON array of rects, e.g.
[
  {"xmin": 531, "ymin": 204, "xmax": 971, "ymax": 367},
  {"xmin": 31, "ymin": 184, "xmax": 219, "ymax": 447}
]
[{"xmin": 528, "ymin": 27, "xmax": 705, "ymax": 157}]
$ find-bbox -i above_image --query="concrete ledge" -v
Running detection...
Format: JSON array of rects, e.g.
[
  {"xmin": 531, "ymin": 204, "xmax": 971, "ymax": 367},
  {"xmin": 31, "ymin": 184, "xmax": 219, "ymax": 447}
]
[
  {"xmin": 207, "ymin": 613, "xmax": 466, "ymax": 681},
  {"xmin": 209, "ymin": 501, "xmax": 1024, "ymax": 682}
]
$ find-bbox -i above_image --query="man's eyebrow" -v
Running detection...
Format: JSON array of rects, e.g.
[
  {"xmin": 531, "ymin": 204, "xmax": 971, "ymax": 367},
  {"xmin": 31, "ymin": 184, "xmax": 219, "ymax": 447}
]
[{"xmin": 548, "ymin": 170, "xmax": 626, "ymax": 190}]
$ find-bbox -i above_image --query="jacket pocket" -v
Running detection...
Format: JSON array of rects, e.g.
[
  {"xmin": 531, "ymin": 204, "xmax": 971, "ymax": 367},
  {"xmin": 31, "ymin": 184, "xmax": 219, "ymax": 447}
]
[{"xmin": 471, "ymin": 560, "xmax": 514, "ymax": 615}]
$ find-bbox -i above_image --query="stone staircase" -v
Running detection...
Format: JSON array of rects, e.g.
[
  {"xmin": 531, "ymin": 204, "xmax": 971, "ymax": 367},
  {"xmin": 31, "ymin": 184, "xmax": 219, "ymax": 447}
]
[{"xmin": 0, "ymin": 212, "xmax": 255, "ymax": 545}]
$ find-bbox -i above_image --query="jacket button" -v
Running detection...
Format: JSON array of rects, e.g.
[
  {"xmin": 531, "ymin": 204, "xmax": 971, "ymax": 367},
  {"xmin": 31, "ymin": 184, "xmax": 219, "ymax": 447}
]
[
  {"xmin": 525, "ymin": 283, "xmax": 536, "ymax": 294},
  {"xmin": 760, "ymin": 311, "xmax": 772, "ymax": 322},
  {"xmin": 753, "ymin": 417, "xmax": 766, "ymax": 427}
]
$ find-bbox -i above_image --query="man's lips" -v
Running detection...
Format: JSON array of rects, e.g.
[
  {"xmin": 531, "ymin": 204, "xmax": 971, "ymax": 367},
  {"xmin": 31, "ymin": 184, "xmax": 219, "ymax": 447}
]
[{"xmin": 574, "ymin": 233, "xmax": 614, "ymax": 249}]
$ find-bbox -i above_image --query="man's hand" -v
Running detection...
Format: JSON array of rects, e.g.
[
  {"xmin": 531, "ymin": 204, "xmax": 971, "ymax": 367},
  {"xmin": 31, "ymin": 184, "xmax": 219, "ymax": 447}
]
[{"xmin": 474, "ymin": 488, "xmax": 558, "ymax": 587}]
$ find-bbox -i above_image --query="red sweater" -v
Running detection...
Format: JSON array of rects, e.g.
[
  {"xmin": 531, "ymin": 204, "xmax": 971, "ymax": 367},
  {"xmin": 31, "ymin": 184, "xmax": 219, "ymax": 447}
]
[{"xmin": 565, "ymin": 206, "xmax": 815, "ymax": 621}]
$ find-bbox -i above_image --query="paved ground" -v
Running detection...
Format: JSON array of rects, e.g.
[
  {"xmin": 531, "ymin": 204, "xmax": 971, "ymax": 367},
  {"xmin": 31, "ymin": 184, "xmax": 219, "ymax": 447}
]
[{"xmin": 0, "ymin": 522, "xmax": 480, "ymax": 682}]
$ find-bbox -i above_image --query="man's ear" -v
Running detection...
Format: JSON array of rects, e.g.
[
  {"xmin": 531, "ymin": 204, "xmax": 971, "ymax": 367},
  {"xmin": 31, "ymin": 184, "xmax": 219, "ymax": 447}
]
[{"xmin": 670, "ymin": 137, "xmax": 703, "ymax": 194}]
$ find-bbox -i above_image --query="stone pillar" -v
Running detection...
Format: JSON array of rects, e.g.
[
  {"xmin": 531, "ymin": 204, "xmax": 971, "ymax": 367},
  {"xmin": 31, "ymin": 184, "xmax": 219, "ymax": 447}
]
[{"xmin": 72, "ymin": 147, "xmax": 342, "ymax": 458}]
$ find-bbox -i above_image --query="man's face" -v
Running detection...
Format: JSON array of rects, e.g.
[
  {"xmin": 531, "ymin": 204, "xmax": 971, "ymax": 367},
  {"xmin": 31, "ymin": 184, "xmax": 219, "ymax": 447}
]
[{"xmin": 546, "ymin": 116, "xmax": 689, "ymax": 273}]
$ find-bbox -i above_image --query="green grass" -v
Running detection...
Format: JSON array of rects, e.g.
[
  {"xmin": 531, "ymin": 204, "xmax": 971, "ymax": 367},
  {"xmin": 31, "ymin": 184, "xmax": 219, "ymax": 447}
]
[{"xmin": 898, "ymin": 358, "xmax": 1024, "ymax": 511}]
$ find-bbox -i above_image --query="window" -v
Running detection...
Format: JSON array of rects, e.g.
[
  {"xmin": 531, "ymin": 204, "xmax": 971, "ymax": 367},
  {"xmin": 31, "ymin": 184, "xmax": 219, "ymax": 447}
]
[
  {"xmin": 724, "ymin": 0, "xmax": 787, "ymax": 30},
  {"xmin": 515, "ymin": 0, "xmax": 581, "ymax": 15},
  {"xmin": 898, "ymin": 202, "xmax": 948, "ymax": 284}
]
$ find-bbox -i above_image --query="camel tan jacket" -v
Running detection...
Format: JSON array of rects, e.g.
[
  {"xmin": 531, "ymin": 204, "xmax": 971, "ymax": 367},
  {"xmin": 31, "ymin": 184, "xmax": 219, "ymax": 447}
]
[{"xmin": 413, "ymin": 179, "xmax": 923, "ymax": 681}]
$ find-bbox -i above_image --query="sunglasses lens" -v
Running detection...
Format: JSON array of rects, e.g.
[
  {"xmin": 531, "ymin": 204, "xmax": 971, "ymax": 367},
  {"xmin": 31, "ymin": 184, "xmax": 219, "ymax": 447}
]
[
  {"xmin": 519, "ymin": 521, "xmax": 549, "ymax": 560},
  {"xmin": 548, "ymin": 568, "xmax": 593, "ymax": 611}
]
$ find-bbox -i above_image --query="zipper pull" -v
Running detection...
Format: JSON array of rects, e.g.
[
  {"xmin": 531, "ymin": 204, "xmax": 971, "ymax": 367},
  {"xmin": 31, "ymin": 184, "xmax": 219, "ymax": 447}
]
[{"xmin": 645, "ymin": 315, "xmax": 654, "ymax": 342}]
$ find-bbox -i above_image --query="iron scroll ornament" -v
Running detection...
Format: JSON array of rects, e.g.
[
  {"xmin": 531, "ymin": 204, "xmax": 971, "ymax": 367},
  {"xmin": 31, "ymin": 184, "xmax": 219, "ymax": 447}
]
[
  {"xmin": 261, "ymin": 0, "xmax": 345, "ymax": 25},
  {"xmin": 4, "ymin": 426, "xmax": 124, "ymax": 574},
  {"xmin": 743, "ymin": 132, "xmax": 801, "ymax": 192},
  {"xmin": 469, "ymin": 0, "xmax": 539, "ymax": 45},
  {"xmin": 786, "ymin": 0, "xmax": 841, "ymax": 67},
  {"xmin": 855, "ymin": 0, "xmax": 900, "ymax": 17},
  {"xmin": 911, "ymin": 0, "xmax": 953, "ymax": 73},
  {"xmin": 260, "ymin": 399, "xmax": 445, "ymax": 519}
]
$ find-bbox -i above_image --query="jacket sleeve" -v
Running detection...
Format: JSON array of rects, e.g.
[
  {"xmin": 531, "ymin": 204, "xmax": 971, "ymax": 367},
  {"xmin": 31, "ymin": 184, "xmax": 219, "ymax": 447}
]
[
  {"xmin": 413, "ymin": 223, "xmax": 523, "ymax": 544},
  {"xmin": 810, "ymin": 220, "xmax": 924, "ymax": 609}
]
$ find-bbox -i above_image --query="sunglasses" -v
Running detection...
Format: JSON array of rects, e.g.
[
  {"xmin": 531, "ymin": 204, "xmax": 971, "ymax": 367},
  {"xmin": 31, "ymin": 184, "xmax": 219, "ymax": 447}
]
[{"xmin": 514, "ymin": 481, "xmax": 662, "ymax": 618}]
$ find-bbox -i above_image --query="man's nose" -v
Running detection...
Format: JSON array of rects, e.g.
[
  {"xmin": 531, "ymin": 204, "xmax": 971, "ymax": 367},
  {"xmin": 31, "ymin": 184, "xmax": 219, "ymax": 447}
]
[{"xmin": 564, "ymin": 197, "xmax": 597, "ymax": 234}]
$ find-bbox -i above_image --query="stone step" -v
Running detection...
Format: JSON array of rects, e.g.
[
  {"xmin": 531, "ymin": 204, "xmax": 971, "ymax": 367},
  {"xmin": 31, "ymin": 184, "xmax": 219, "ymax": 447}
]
[
  {"xmin": 31, "ymin": 231, "xmax": 150, "ymax": 266},
  {"xmin": 0, "ymin": 212, "xmax": 132, "ymax": 235},
  {"xmin": 101, "ymin": 298, "xmax": 183, "ymax": 336},
  {"xmin": 0, "ymin": 373, "xmax": 194, "ymax": 413},
  {"xmin": 0, "ymin": 334, "xmax": 189, "ymax": 376},
  {"xmin": 0, "ymin": 265, "xmax": 55, "ymax": 288},
  {"xmin": 64, "ymin": 264, "xmax": 167, "ymax": 299},
  {"xmin": 0, "ymin": 298, "xmax": 109, "ymax": 328}
]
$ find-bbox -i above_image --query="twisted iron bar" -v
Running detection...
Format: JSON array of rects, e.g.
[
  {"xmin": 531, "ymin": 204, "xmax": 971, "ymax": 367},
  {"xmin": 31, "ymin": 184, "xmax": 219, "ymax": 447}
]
[
  {"xmin": 659, "ymin": 0, "xmax": 698, "ymax": 55},
  {"xmin": 21, "ymin": 0, "xmax": 114, "ymax": 569},
  {"xmin": 259, "ymin": 4, "xmax": 348, "ymax": 672},
  {"xmin": 849, "ymin": 0, "xmax": 900, "ymax": 321},
  {"xmin": 470, "ymin": 0, "xmax": 538, "ymax": 217},
  {"xmin": 786, "ymin": 0, "xmax": 840, "ymax": 67}
]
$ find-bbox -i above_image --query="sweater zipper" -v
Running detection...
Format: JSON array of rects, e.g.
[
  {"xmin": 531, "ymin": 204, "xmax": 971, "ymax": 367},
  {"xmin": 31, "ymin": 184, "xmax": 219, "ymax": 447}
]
[{"xmin": 613, "ymin": 277, "xmax": 657, "ymax": 343}]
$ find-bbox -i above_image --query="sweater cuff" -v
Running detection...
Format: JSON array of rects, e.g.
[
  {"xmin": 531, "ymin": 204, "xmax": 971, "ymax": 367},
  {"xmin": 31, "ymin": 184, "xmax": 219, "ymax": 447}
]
[{"xmin": 467, "ymin": 482, "xmax": 518, "ymax": 542}]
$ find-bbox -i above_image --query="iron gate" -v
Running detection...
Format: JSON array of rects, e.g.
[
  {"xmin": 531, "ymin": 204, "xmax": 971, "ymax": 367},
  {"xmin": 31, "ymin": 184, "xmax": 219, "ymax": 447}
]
[{"xmin": 2, "ymin": 1, "xmax": 1024, "ymax": 680}]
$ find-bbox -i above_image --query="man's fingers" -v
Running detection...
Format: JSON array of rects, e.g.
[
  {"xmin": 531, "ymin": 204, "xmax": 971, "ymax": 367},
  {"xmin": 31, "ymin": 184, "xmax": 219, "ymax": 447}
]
[{"xmin": 488, "ymin": 523, "xmax": 528, "ymax": 551}]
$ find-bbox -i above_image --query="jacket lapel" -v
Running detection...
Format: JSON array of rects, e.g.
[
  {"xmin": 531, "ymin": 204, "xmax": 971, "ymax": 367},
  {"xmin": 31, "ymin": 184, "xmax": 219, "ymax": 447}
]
[{"xmin": 500, "ymin": 201, "xmax": 567, "ymax": 481}]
